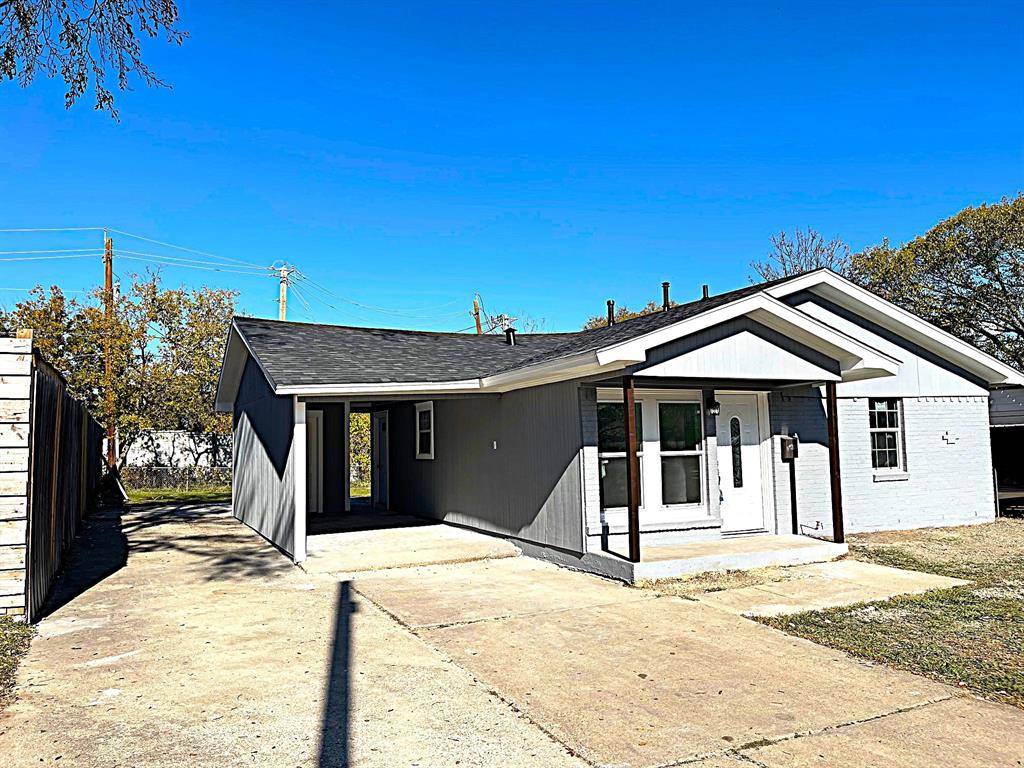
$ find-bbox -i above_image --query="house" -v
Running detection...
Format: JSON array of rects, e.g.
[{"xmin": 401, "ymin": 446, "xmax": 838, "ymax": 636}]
[
  {"xmin": 214, "ymin": 269, "xmax": 1023, "ymax": 580},
  {"xmin": 990, "ymin": 386, "xmax": 1024, "ymax": 513}
]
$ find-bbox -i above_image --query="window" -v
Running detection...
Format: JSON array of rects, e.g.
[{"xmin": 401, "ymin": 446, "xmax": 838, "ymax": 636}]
[
  {"xmin": 868, "ymin": 398, "xmax": 903, "ymax": 470},
  {"xmin": 597, "ymin": 401, "xmax": 642, "ymax": 510},
  {"xmin": 658, "ymin": 402, "xmax": 703, "ymax": 505},
  {"xmin": 415, "ymin": 401, "xmax": 434, "ymax": 460},
  {"xmin": 730, "ymin": 416, "xmax": 743, "ymax": 488}
]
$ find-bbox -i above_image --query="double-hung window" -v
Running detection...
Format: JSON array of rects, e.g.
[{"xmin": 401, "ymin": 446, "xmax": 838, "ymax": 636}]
[
  {"xmin": 597, "ymin": 401, "xmax": 642, "ymax": 510},
  {"xmin": 657, "ymin": 402, "xmax": 703, "ymax": 505},
  {"xmin": 415, "ymin": 401, "xmax": 434, "ymax": 460},
  {"xmin": 868, "ymin": 398, "xmax": 903, "ymax": 470}
]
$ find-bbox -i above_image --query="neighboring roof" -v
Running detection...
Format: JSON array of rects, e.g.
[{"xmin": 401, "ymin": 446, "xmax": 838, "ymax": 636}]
[
  {"xmin": 991, "ymin": 386, "xmax": 1024, "ymax": 427},
  {"xmin": 215, "ymin": 268, "xmax": 1024, "ymax": 410}
]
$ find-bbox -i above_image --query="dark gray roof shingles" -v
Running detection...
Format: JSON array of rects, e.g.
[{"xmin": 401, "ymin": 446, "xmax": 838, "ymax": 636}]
[{"xmin": 234, "ymin": 272, "xmax": 806, "ymax": 387}]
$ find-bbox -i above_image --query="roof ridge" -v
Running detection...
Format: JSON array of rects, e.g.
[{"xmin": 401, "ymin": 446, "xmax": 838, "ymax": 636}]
[{"xmin": 233, "ymin": 315, "xmax": 577, "ymax": 339}]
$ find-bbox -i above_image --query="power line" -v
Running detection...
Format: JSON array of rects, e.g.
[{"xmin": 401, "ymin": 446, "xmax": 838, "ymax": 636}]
[
  {"xmin": 112, "ymin": 248, "xmax": 272, "ymax": 273},
  {"xmin": 0, "ymin": 253, "xmax": 102, "ymax": 262},
  {"xmin": 0, "ymin": 247, "xmax": 105, "ymax": 256},
  {"xmin": 115, "ymin": 254, "xmax": 272, "ymax": 276},
  {"xmin": 0, "ymin": 227, "xmax": 104, "ymax": 233},
  {"xmin": 105, "ymin": 228, "xmax": 269, "ymax": 269}
]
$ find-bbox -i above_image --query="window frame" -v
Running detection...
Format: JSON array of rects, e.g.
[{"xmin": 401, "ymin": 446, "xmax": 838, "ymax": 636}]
[
  {"xmin": 595, "ymin": 389, "xmax": 706, "ymax": 514},
  {"xmin": 656, "ymin": 399, "xmax": 705, "ymax": 507},
  {"xmin": 596, "ymin": 401, "xmax": 643, "ymax": 511},
  {"xmin": 868, "ymin": 397, "xmax": 904, "ymax": 472},
  {"xmin": 414, "ymin": 401, "xmax": 435, "ymax": 460}
]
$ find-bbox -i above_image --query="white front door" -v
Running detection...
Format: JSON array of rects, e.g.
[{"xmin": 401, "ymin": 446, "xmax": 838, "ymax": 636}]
[
  {"xmin": 716, "ymin": 394, "xmax": 766, "ymax": 532},
  {"xmin": 306, "ymin": 409, "xmax": 324, "ymax": 515},
  {"xmin": 371, "ymin": 411, "xmax": 389, "ymax": 509}
]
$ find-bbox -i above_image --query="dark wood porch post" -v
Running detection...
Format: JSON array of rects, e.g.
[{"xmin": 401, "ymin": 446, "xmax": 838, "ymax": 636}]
[
  {"xmin": 825, "ymin": 381, "xmax": 845, "ymax": 544},
  {"xmin": 623, "ymin": 376, "xmax": 641, "ymax": 563}
]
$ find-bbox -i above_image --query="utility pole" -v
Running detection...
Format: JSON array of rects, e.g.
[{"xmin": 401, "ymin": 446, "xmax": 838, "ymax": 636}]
[
  {"xmin": 472, "ymin": 298, "xmax": 483, "ymax": 335},
  {"xmin": 103, "ymin": 233, "xmax": 116, "ymax": 468},
  {"xmin": 277, "ymin": 264, "xmax": 297, "ymax": 321}
]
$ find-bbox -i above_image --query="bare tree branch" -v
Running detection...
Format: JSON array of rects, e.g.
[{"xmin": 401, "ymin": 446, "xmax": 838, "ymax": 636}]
[{"xmin": 1, "ymin": 0, "xmax": 185, "ymax": 118}]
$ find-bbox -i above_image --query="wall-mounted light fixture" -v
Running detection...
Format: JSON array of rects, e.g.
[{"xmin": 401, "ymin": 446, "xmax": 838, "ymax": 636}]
[{"xmin": 706, "ymin": 399, "xmax": 721, "ymax": 417}]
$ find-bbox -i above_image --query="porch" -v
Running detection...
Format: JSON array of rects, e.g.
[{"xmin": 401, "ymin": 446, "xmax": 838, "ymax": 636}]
[{"xmin": 519, "ymin": 531, "xmax": 848, "ymax": 583}]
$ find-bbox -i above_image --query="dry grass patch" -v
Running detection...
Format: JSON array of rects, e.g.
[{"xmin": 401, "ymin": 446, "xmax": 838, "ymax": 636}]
[
  {"xmin": 760, "ymin": 518, "xmax": 1024, "ymax": 708},
  {"xmin": 636, "ymin": 565, "xmax": 803, "ymax": 598},
  {"xmin": 0, "ymin": 616, "xmax": 33, "ymax": 711}
]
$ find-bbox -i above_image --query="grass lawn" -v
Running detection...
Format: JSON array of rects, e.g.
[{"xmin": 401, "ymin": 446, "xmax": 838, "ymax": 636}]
[
  {"xmin": 351, "ymin": 481, "xmax": 370, "ymax": 498},
  {"xmin": 127, "ymin": 485, "xmax": 232, "ymax": 504},
  {"xmin": 0, "ymin": 616, "xmax": 33, "ymax": 711},
  {"xmin": 759, "ymin": 518, "xmax": 1024, "ymax": 708}
]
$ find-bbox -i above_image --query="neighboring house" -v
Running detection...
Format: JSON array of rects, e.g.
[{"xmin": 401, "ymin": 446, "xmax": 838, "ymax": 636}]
[
  {"xmin": 990, "ymin": 386, "xmax": 1024, "ymax": 510},
  {"xmin": 123, "ymin": 430, "xmax": 232, "ymax": 469},
  {"xmin": 214, "ymin": 270, "xmax": 1022, "ymax": 578}
]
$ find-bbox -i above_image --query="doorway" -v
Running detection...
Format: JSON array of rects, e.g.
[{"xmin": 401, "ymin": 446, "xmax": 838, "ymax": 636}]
[
  {"xmin": 306, "ymin": 409, "xmax": 324, "ymax": 515},
  {"xmin": 715, "ymin": 394, "xmax": 768, "ymax": 533},
  {"xmin": 371, "ymin": 410, "xmax": 389, "ymax": 510}
]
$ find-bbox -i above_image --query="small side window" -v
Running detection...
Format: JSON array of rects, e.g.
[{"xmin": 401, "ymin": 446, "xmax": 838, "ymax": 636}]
[
  {"xmin": 868, "ymin": 398, "xmax": 903, "ymax": 470},
  {"xmin": 415, "ymin": 401, "xmax": 434, "ymax": 460}
]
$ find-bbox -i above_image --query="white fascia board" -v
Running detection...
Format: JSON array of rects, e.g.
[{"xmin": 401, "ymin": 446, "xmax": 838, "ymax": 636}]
[
  {"xmin": 275, "ymin": 378, "xmax": 483, "ymax": 397},
  {"xmin": 593, "ymin": 293, "xmax": 900, "ymax": 378},
  {"xmin": 767, "ymin": 271, "xmax": 1024, "ymax": 386},
  {"xmin": 480, "ymin": 351, "xmax": 618, "ymax": 392}
]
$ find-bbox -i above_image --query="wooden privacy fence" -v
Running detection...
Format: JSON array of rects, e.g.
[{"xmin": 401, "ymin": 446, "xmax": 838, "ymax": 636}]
[{"xmin": 0, "ymin": 333, "xmax": 104, "ymax": 621}]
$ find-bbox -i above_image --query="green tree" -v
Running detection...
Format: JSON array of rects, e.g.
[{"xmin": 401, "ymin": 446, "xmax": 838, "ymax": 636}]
[
  {"xmin": 0, "ymin": 271, "xmax": 237, "ymax": 465},
  {"xmin": 751, "ymin": 227, "xmax": 852, "ymax": 281},
  {"xmin": 1, "ymin": 0, "xmax": 186, "ymax": 118},
  {"xmin": 349, "ymin": 412, "xmax": 370, "ymax": 491},
  {"xmin": 853, "ymin": 194, "xmax": 1024, "ymax": 370},
  {"xmin": 582, "ymin": 300, "xmax": 677, "ymax": 330}
]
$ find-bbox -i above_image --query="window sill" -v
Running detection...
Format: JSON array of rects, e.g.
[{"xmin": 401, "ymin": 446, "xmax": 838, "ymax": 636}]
[{"xmin": 873, "ymin": 471, "xmax": 909, "ymax": 483}]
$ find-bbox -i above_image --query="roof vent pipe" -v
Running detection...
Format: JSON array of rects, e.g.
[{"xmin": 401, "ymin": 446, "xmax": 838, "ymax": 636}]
[
  {"xmin": 662, "ymin": 281, "xmax": 670, "ymax": 311},
  {"xmin": 606, "ymin": 300, "xmax": 615, "ymax": 326},
  {"xmin": 504, "ymin": 327, "xmax": 517, "ymax": 346},
  {"xmin": 701, "ymin": 284, "xmax": 710, "ymax": 300}
]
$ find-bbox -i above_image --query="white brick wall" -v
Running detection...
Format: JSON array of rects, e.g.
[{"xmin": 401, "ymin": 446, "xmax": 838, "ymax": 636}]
[
  {"xmin": 839, "ymin": 395, "xmax": 995, "ymax": 532},
  {"xmin": 770, "ymin": 390, "xmax": 996, "ymax": 537}
]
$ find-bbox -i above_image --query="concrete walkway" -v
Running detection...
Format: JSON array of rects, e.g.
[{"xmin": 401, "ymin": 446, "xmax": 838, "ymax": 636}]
[
  {"xmin": 692, "ymin": 559, "xmax": 968, "ymax": 616},
  {"xmin": 1, "ymin": 504, "xmax": 1021, "ymax": 767}
]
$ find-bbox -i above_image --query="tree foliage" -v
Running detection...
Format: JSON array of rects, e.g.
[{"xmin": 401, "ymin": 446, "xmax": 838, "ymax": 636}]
[
  {"xmin": 751, "ymin": 227, "xmax": 851, "ymax": 281},
  {"xmin": 0, "ymin": 272, "xmax": 237, "ymax": 465},
  {"xmin": 853, "ymin": 195, "xmax": 1024, "ymax": 370},
  {"xmin": 349, "ymin": 412, "xmax": 370, "ymax": 486},
  {"xmin": 582, "ymin": 299, "xmax": 678, "ymax": 331},
  {"xmin": 0, "ymin": 0, "xmax": 185, "ymax": 117}
]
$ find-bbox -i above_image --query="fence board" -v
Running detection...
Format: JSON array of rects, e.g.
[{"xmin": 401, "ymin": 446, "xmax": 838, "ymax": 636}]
[
  {"xmin": 21, "ymin": 356, "xmax": 104, "ymax": 620},
  {"xmin": 0, "ymin": 545, "xmax": 26, "ymax": 569}
]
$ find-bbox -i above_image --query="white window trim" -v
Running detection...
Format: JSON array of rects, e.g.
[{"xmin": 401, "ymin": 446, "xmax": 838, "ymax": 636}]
[
  {"xmin": 415, "ymin": 401, "xmax": 434, "ymax": 460},
  {"xmin": 868, "ymin": 397, "xmax": 905, "ymax": 473}
]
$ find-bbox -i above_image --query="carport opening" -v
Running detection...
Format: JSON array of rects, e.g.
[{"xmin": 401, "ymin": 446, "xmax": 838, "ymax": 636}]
[{"xmin": 306, "ymin": 400, "xmax": 437, "ymax": 536}]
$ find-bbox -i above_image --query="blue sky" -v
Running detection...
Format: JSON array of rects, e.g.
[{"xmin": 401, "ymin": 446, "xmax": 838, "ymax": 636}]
[{"xmin": 1, "ymin": 1, "xmax": 1021, "ymax": 331}]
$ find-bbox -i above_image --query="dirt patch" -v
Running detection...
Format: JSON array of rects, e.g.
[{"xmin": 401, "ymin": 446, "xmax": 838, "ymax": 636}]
[{"xmin": 635, "ymin": 565, "xmax": 808, "ymax": 598}]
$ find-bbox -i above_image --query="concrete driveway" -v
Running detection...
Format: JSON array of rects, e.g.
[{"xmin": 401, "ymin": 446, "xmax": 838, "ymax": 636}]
[{"xmin": 1, "ymin": 504, "xmax": 1022, "ymax": 767}]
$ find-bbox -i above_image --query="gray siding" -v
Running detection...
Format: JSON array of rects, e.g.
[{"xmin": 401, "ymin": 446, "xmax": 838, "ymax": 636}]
[
  {"xmin": 388, "ymin": 380, "xmax": 585, "ymax": 552},
  {"xmin": 233, "ymin": 356, "xmax": 296, "ymax": 556}
]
